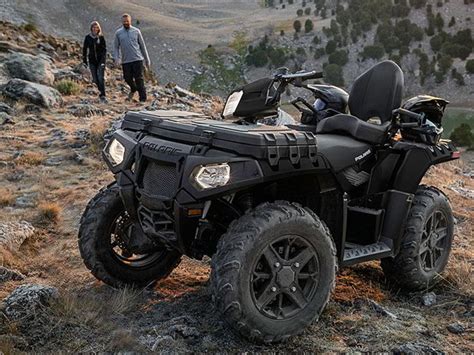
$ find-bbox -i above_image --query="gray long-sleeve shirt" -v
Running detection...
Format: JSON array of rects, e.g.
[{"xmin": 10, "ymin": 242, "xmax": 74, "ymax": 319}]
[{"xmin": 113, "ymin": 26, "xmax": 151, "ymax": 66}]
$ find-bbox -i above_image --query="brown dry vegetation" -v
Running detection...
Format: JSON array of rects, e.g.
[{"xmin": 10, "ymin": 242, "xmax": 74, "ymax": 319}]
[{"xmin": 0, "ymin": 21, "xmax": 472, "ymax": 353}]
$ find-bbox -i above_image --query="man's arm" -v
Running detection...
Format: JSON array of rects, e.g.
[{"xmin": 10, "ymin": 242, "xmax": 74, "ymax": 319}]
[
  {"xmin": 82, "ymin": 36, "xmax": 88, "ymax": 66},
  {"xmin": 113, "ymin": 31, "xmax": 121, "ymax": 65},
  {"xmin": 137, "ymin": 29, "xmax": 151, "ymax": 67}
]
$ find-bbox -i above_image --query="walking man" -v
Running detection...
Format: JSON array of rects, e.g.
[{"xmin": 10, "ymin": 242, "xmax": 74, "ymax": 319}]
[{"xmin": 113, "ymin": 14, "xmax": 151, "ymax": 102}]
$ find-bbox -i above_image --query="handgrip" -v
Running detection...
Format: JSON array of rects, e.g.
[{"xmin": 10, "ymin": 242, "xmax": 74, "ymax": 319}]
[{"xmin": 395, "ymin": 108, "xmax": 425, "ymax": 122}]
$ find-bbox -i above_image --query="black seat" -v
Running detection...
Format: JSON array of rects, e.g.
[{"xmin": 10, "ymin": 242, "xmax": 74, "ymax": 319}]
[
  {"xmin": 317, "ymin": 114, "xmax": 391, "ymax": 144},
  {"xmin": 316, "ymin": 61, "xmax": 404, "ymax": 144}
]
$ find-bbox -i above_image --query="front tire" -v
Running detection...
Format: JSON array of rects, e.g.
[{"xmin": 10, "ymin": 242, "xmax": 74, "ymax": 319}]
[
  {"xmin": 211, "ymin": 201, "xmax": 337, "ymax": 343},
  {"xmin": 381, "ymin": 186, "xmax": 454, "ymax": 290},
  {"xmin": 78, "ymin": 184, "xmax": 181, "ymax": 288}
]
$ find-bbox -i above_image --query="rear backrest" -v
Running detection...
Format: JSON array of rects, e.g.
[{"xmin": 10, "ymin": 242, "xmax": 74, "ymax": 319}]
[{"xmin": 349, "ymin": 61, "xmax": 404, "ymax": 123}]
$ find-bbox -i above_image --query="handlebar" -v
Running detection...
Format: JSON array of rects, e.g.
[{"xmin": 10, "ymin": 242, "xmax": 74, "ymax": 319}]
[{"xmin": 274, "ymin": 70, "xmax": 323, "ymax": 82}]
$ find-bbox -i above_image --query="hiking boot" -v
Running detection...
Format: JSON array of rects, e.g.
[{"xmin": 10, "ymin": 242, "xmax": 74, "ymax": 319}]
[{"xmin": 99, "ymin": 96, "xmax": 108, "ymax": 103}]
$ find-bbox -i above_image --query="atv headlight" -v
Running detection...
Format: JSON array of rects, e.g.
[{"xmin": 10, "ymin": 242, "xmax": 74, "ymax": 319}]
[
  {"xmin": 223, "ymin": 90, "xmax": 243, "ymax": 119},
  {"xmin": 194, "ymin": 163, "xmax": 231, "ymax": 189},
  {"xmin": 106, "ymin": 138, "xmax": 126, "ymax": 166}
]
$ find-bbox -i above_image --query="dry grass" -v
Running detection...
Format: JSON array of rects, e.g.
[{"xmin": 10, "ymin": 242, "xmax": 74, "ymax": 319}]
[
  {"xmin": 0, "ymin": 188, "xmax": 15, "ymax": 207},
  {"xmin": 36, "ymin": 202, "xmax": 61, "ymax": 225},
  {"xmin": 15, "ymin": 151, "xmax": 45, "ymax": 166},
  {"xmin": 88, "ymin": 120, "xmax": 109, "ymax": 155},
  {"xmin": 55, "ymin": 80, "xmax": 81, "ymax": 96}
]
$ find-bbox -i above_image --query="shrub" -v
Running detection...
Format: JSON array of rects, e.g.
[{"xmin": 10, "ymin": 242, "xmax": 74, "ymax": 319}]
[
  {"xmin": 409, "ymin": 0, "xmax": 427, "ymax": 8},
  {"xmin": 305, "ymin": 7, "xmax": 311, "ymax": 15},
  {"xmin": 438, "ymin": 54, "xmax": 453, "ymax": 74},
  {"xmin": 442, "ymin": 43, "xmax": 471, "ymax": 60},
  {"xmin": 448, "ymin": 16, "xmax": 456, "ymax": 27},
  {"xmin": 16, "ymin": 151, "xmax": 45, "ymax": 166},
  {"xmin": 293, "ymin": 20, "xmax": 302, "ymax": 33},
  {"xmin": 23, "ymin": 22, "xmax": 37, "ymax": 32},
  {"xmin": 466, "ymin": 59, "xmax": 474, "ymax": 74},
  {"xmin": 305, "ymin": 19, "xmax": 314, "ymax": 33},
  {"xmin": 37, "ymin": 202, "xmax": 61, "ymax": 225},
  {"xmin": 0, "ymin": 188, "xmax": 14, "ymax": 207},
  {"xmin": 328, "ymin": 50, "xmax": 348, "ymax": 66},
  {"xmin": 323, "ymin": 63, "xmax": 344, "ymax": 86},
  {"xmin": 297, "ymin": 9, "xmax": 304, "ymax": 16},
  {"xmin": 325, "ymin": 40, "xmax": 337, "ymax": 54},
  {"xmin": 451, "ymin": 68, "xmax": 465, "ymax": 86},
  {"xmin": 361, "ymin": 44, "xmax": 385, "ymax": 60},
  {"xmin": 450, "ymin": 123, "xmax": 474, "ymax": 147},
  {"xmin": 55, "ymin": 80, "xmax": 81, "ymax": 96}
]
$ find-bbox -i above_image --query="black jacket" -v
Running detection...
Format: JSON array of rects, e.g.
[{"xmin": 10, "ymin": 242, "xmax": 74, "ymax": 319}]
[{"xmin": 83, "ymin": 34, "xmax": 106, "ymax": 66}]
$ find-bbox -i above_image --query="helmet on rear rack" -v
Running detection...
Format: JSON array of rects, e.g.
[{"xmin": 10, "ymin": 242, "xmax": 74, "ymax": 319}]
[
  {"xmin": 307, "ymin": 84, "xmax": 349, "ymax": 114},
  {"xmin": 400, "ymin": 95, "xmax": 449, "ymax": 145}
]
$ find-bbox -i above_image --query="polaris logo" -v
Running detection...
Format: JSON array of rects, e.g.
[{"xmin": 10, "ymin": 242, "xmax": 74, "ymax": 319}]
[
  {"xmin": 143, "ymin": 142, "xmax": 182, "ymax": 156},
  {"xmin": 355, "ymin": 149, "xmax": 372, "ymax": 162}
]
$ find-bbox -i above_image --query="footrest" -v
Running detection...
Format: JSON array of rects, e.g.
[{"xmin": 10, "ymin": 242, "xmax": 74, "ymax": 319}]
[{"xmin": 343, "ymin": 242, "xmax": 392, "ymax": 266}]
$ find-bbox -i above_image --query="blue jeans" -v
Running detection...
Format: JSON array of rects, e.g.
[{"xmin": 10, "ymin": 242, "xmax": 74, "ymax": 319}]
[{"xmin": 89, "ymin": 63, "xmax": 106, "ymax": 97}]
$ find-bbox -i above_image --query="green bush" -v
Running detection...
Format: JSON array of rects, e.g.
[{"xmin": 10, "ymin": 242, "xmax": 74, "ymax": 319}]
[
  {"xmin": 442, "ymin": 43, "xmax": 471, "ymax": 60},
  {"xmin": 293, "ymin": 20, "xmax": 302, "ymax": 33},
  {"xmin": 325, "ymin": 40, "xmax": 337, "ymax": 54},
  {"xmin": 451, "ymin": 68, "xmax": 465, "ymax": 86},
  {"xmin": 448, "ymin": 16, "xmax": 456, "ymax": 27},
  {"xmin": 328, "ymin": 50, "xmax": 348, "ymax": 66},
  {"xmin": 54, "ymin": 80, "xmax": 80, "ymax": 96},
  {"xmin": 323, "ymin": 64, "xmax": 344, "ymax": 86},
  {"xmin": 23, "ymin": 22, "xmax": 37, "ymax": 32},
  {"xmin": 450, "ymin": 123, "xmax": 474, "ymax": 147},
  {"xmin": 305, "ymin": 19, "xmax": 314, "ymax": 33},
  {"xmin": 438, "ymin": 54, "xmax": 453, "ymax": 74},
  {"xmin": 466, "ymin": 59, "xmax": 474, "ymax": 74},
  {"xmin": 361, "ymin": 44, "xmax": 385, "ymax": 60},
  {"xmin": 297, "ymin": 9, "xmax": 304, "ymax": 16}
]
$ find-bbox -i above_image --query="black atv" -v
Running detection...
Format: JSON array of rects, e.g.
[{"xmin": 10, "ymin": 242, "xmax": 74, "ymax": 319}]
[{"xmin": 79, "ymin": 61, "xmax": 460, "ymax": 343}]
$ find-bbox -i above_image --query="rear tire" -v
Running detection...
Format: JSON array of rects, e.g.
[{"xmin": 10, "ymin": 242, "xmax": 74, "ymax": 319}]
[
  {"xmin": 79, "ymin": 184, "xmax": 181, "ymax": 288},
  {"xmin": 381, "ymin": 185, "xmax": 454, "ymax": 290},
  {"xmin": 211, "ymin": 201, "xmax": 337, "ymax": 343}
]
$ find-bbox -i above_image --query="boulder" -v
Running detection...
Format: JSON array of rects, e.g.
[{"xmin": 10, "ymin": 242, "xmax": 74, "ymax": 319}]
[
  {"xmin": 4, "ymin": 52, "xmax": 54, "ymax": 86},
  {"xmin": 2, "ymin": 284, "xmax": 59, "ymax": 320},
  {"xmin": 0, "ymin": 266, "xmax": 25, "ymax": 283},
  {"xmin": 0, "ymin": 102, "xmax": 14, "ymax": 114},
  {"xmin": 0, "ymin": 221, "xmax": 35, "ymax": 250},
  {"xmin": 1, "ymin": 79, "xmax": 63, "ymax": 108},
  {"xmin": 0, "ymin": 112, "xmax": 15, "ymax": 125}
]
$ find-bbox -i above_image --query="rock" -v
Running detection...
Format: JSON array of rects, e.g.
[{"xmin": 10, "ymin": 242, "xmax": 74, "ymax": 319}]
[
  {"xmin": 393, "ymin": 342, "xmax": 443, "ymax": 354},
  {"xmin": 367, "ymin": 299, "xmax": 398, "ymax": 319},
  {"xmin": 0, "ymin": 102, "xmax": 14, "ymax": 114},
  {"xmin": 447, "ymin": 323, "xmax": 465, "ymax": 334},
  {"xmin": 151, "ymin": 335, "xmax": 175, "ymax": 350},
  {"xmin": 421, "ymin": 292, "xmax": 437, "ymax": 307},
  {"xmin": 0, "ymin": 221, "xmax": 35, "ymax": 250},
  {"xmin": 173, "ymin": 84, "xmax": 197, "ymax": 99},
  {"xmin": 44, "ymin": 157, "xmax": 63, "ymax": 166},
  {"xmin": 53, "ymin": 68, "xmax": 83, "ymax": 82},
  {"xmin": 68, "ymin": 103, "xmax": 104, "ymax": 118},
  {"xmin": 1, "ymin": 79, "xmax": 63, "ymax": 108},
  {"xmin": 4, "ymin": 52, "xmax": 55, "ymax": 86},
  {"xmin": 168, "ymin": 324, "xmax": 201, "ymax": 339},
  {"xmin": 15, "ymin": 194, "xmax": 37, "ymax": 208},
  {"xmin": 0, "ymin": 41, "xmax": 36, "ymax": 55},
  {"xmin": 2, "ymin": 284, "xmax": 59, "ymax": 320},
  {"xmin": 0, "ymin": 112, "xmax": 15, "ymax": 124},
  {"xmin": 0, "ymin": 266, "xmax": 25, "ymax": 283}
]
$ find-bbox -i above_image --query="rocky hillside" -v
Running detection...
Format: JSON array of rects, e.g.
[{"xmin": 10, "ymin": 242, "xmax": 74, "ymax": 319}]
[
  {"xmin": 0, "ymin": 22, "xmax": 473, "ymax": 353},
  {"xmin": 193, "ymin": 0, "xmax": 474, "ymax": 105}
]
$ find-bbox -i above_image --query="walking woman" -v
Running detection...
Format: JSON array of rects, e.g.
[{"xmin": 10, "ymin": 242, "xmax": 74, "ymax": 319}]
[{"xmin": 83, "ymin": 21, "xmax": 107, "ymax": 103}]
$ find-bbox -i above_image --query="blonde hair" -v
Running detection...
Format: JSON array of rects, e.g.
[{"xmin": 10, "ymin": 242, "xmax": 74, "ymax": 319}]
[
  {"xmin": 90, "ymin": 21, "xmax": 102, "ymax": 35},
  {"xmin": 122, "ymin": 13, "xmax": 131, "ymax": 20}
]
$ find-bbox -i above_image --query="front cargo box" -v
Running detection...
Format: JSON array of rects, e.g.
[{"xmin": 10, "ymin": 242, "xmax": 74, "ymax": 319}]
[{"xmin": 121, "ymin": 110, "xmax": 319, "ymax": 167}]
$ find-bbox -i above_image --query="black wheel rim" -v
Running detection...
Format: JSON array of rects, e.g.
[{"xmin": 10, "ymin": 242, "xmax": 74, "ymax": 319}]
[
  {"xmin": 250, "ymin": 235, "xmax": 320, "ymax": 320},
  {"xmin": 419, "ymin": 210, "xmax": 449, "ymax": 273},
  {"xmin": 108, "ymin": 212, "xmax": 164, "ymax": 268}
]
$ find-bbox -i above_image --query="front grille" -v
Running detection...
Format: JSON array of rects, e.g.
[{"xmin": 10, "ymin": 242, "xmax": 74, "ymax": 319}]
[{"xmin": 141, "ymin": 161, "xmax": 177, "ymax": 199}]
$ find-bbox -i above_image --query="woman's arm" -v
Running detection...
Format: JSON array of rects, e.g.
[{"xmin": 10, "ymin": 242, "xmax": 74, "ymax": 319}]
[{"xmin": 82, "ymin": 36, "xmax": 89, "ymax": 65}]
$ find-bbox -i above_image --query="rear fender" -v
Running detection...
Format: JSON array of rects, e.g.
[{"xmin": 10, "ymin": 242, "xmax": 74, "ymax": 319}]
[{"xmin": 391, "ymin": 140, "xmax": 459, "ymax": 194}]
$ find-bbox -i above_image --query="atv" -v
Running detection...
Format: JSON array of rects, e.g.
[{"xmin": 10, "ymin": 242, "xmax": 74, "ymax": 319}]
[{"xmin": 79, "ymin": 60, "xmax": 460, "ymax": 343}]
